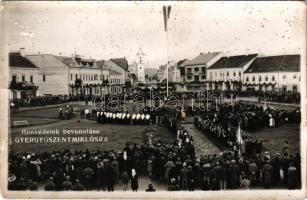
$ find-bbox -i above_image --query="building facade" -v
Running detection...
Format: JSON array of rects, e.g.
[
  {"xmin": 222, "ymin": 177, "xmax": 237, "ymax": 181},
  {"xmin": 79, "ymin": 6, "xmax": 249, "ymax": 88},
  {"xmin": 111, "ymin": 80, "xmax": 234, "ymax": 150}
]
[
  {"xmin": 182, "ymin": 52, "xmax": 222, "ymax": 83},
  {"xmin": 9, "ymin": 51, "xmax": 39, "ymax": 99},
  {"xmin": 243, "ymin": 55, "xmax": 301, "ymax": 92},
  {"xmin": 9, "ymin": 48, "xmax": 129, "ymax": 98},
  {"xmin": 207, "ymin": 54, "xmax": 257, "ymax": 91}
]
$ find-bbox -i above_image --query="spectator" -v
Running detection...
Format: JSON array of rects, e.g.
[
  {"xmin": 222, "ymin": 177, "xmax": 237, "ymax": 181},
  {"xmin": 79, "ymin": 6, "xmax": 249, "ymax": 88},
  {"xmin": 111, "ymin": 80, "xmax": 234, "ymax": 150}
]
[
  {"xmin": 72, "ymin": 179, "xmax": 84, "ymax": 191},
  {"xmin": 145, "ymin": 184, "xmax": 156, "ymax": 192},
  {"xmin": 131, "ymin": 169, "xmax": 139, "ymax": 192}
]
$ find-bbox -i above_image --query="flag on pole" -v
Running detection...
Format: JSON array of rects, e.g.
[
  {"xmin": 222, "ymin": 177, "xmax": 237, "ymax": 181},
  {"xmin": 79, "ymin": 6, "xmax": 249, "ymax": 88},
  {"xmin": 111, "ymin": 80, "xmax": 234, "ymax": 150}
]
[{"xmin": 163, "ymin": 5, "xmax": 171, "ymax": 31}]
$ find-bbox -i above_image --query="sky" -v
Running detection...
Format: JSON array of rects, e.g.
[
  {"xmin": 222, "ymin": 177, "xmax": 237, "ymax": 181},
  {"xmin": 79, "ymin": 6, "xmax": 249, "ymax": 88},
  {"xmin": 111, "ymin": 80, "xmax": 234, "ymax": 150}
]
[{"xmin": 3, "ymin": 1, "xmax": 306, "ymax": 68}]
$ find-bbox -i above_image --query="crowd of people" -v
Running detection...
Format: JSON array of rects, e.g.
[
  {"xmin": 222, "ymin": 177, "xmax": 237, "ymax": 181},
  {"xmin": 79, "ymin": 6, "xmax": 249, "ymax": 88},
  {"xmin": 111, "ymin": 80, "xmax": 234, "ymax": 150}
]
[{"xmin": 8, "ymin": 115, "xmax": 301, "ymax": 191}]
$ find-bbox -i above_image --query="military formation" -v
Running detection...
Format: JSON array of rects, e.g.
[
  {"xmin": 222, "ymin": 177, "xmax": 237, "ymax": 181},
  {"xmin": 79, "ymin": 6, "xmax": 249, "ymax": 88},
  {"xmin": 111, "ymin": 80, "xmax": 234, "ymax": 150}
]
[{"xmin": 96, "ymin": 112, "xmax": 151, "ymax": 125}]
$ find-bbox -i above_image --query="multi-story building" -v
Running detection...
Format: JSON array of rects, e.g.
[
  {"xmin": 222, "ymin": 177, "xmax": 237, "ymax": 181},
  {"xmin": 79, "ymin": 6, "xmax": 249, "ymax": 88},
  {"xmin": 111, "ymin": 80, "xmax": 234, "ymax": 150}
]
[
  {"xmin": 104, "ymin": 58, "xmax": 128, "ymax": 94},
  {"xmin": 243, "ymin": 55, "xmax": 301, "ymax": 92},
  {"xmin": 56, "ymin": 56, "xmax": 110, "ymax": 96},
  {"xmin": 182, "ymin": 52, "xmax": 222, "ymax": 83},
  {"xmin": 9, "ymin": 50, "xmax": 39, "ymax": 99},
  {"xmin": 207, "ymin": 54, "xmax": 258, "ymax": 91}
]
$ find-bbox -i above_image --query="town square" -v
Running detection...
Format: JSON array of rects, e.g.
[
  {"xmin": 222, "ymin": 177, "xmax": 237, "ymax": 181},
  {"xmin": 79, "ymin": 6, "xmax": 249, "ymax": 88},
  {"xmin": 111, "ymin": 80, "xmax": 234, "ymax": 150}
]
[{"xmin": 4, "ymin": 1, "xmax": 304, "ymax": 194}]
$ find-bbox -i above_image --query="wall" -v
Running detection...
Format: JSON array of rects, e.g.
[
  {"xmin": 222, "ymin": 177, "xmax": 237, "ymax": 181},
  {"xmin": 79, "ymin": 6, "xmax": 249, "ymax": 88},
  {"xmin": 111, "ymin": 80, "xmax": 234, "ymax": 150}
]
[{"xmin": 26, "ymin": 55, "xmax": 70, "ymax": 95}]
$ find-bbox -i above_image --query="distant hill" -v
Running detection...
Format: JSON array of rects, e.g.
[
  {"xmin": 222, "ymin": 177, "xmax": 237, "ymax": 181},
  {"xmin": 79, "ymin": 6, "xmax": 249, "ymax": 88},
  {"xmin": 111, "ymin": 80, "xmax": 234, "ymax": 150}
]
[{"xmin": 145, "ymin": 68, "xmax": 158, "ymax": 77}]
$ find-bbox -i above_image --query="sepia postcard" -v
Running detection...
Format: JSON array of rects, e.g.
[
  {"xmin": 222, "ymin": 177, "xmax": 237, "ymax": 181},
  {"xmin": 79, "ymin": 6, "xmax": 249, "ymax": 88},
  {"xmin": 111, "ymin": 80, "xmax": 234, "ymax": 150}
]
[{"xmin": 0, "ymin": 1, "xmax": 306, "ymax": 199}]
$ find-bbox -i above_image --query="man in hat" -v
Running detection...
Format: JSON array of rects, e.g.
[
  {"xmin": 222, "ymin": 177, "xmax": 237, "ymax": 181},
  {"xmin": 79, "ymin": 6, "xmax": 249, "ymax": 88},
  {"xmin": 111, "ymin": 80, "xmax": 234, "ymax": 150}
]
[
  {"xmin": 72, "ymin": 179, "xmax": 84, "ymax": 191},
  {"xmin": 62, "ymin": 176, "xmax": 73, "ymax": 190},
  {"xmin": 44, "ymin": 177, "xmax": 55, "ymax": 191}
]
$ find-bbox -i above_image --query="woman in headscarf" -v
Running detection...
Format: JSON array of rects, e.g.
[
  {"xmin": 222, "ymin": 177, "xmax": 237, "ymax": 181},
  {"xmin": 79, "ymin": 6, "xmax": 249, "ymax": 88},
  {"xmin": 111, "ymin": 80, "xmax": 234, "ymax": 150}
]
[{"xmin": 131, "ymin": 169, "xmax": 139, "ymax": 192}]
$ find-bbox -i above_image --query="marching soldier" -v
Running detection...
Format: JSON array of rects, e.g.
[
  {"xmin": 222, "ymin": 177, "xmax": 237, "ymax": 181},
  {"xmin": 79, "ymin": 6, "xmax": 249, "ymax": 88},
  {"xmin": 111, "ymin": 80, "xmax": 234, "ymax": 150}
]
[
  {"xmin": 136, "ymin": 113, "xmax": 141, "ymax": 125},
  {"xmin": 132, "ymin": 114, "xmax": 136, "ymax": 125},
  {"xmin": 141, "ymin": 114, "xmax": 145, "ymax": 125},
  {"xmin": 97, "ymin": 112, "xmax": 101, "ymax": 123},
  {"xmin": 126, "ymin": 114, "xmax": 131, "ymax": 125},
  {"xmin": 145, "ymin": 114, "xmax": 151, "ymax": 125}
]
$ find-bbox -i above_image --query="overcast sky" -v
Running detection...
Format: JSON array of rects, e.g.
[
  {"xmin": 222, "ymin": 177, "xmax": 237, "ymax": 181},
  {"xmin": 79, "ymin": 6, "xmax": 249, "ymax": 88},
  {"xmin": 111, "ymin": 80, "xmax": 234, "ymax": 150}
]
[{"xmin": 4, "ymin": 1, "xmax": 305, "ymax": 68}]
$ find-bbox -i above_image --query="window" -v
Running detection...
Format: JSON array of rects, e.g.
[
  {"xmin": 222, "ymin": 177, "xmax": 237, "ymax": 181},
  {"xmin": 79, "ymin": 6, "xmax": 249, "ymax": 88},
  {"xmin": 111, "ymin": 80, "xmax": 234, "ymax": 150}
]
[
  {"xmin": 187, "ymin": 76, "xmax": 192, "ymax": 80},
  {"xmin": 30, "ymin": 75, "xmax": 33, "ymax": 83},
  {"xmin": 293, "ymin": 74, "xmax": 297, "ymax": 79},
  {"xmin": 22, "ymin": 75, "xmax": 25, "ymax": 82},
  {"xmin": 283, "ymin": 75, "xmax": 286, "ymax": 79},
  {"xmin": 239, "ymin": 72, "xmax": 241, "ymax": 76},
  {"xmin": 71, "ymin": 74, "xmax": 73, "ymax": 81},
  {"xmin": 43, "ymin": 75, "xmax": 46, "ymax": 82},
  {"xmin": 252, "ymin": 76, "xmax": 255, "ymax": 82},
  {"xmin": 201, "ymin": 75, "xmax": 206, "ymax": 79},
  {"xmin": 215, "ymin": 73, "xmax": 217, "ymax": 77},
  {"xmin": 220, "ymin": 73, "xmax": 222, "ymax": 77},
  {"xmin": 194, "ymin": 67, "xmax": 199, "ymax": 72},
  {"xmin": 272, "ymin": 76, "xmax": 275, "ymax": 81},
  {"xmin": 201, "ymin": 67, "xmax": 206, "ymax": 73},
  {"xmin": 293, "ymin": 85, "xmax": 297, "ymax": 92},
  {"xmin": 75, "ymin": 74, "xmax": 78, "ymax": 80},
  {"xmin": 246, "ymin": 77, "xmax": 249, "ymax": 82},
  {"xmin": 100, "ymin": 75, "xmax": 102, "ymax": 80},
  {"xmin": 233, "ymin": 72, "xmax": 236, "ymax": 77},
  {"xmin": 226, "ymin": 72, "xmax": 229, "ymax": 77},
  {"xmin": 259, "ymin": 76, "xmax": 262, "ymax": 82},
  {"xmin": 187, "ymin": 68, "xmax": 192, "ymax": 73},
  {"xmin": 12, "ymin": 75, "xmax": 17, "ymax": 82},
  {"xmin": 265, "ymin": 76, "xmax": 268, "ymax": 81}
]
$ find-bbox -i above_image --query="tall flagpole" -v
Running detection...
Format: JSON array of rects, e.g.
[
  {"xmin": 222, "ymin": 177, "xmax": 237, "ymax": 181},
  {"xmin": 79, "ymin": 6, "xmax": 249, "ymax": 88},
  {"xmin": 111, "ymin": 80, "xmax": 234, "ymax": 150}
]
[
  {"xmin": 166, "ymin": 30, "xmax": 169, "ymax": 97},
  {"xmin": 163, "ymin": 5, "xmax": 171, "ymax": 97}
]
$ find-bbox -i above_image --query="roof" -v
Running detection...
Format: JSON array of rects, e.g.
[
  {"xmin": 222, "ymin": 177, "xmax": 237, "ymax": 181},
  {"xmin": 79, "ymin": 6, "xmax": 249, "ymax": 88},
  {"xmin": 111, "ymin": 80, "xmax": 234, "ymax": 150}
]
[
  {"xmin": 208, "ymin": 54, "xmax": 257, "ymax": 70},
  {"xmin": 245, "ymin": 55, "xmax": 300, "ymax": 73},
  {"xmin": 184, "ymin": 52, "xmax": 221, "ymax": 66},
  {"xmin": 110, "ymin": 58, "xmax": 128, "ymax": 71},
  {"xmin": 177, "ymin": 59, "xmax": 189, "ymax": 67},
  {"xmin": 26, "ymin": 54, "xmax": 69, "ymax": 70},
  {"xmin": 55, "ymin": 56, "xmax": 74, "ymax": 66},
  {"xmin": 109, "ymin": 69, "xmax": 122, "ymax": 75},
  {"xmin": 9, "ymin": 52, "xmax": 38, "ymax": 68}
]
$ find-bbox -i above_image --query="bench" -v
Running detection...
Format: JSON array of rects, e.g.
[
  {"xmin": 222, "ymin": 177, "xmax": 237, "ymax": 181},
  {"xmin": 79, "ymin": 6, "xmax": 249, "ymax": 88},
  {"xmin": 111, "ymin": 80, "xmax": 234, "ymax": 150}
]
[{"xmin": 12, "ymin": 120, "xmax": 30, "ymax": 127}]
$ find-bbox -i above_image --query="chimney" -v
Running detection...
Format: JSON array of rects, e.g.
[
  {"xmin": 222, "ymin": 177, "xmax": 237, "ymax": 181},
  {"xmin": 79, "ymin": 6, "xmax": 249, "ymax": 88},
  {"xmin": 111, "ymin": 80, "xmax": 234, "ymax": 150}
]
[{"xmin": 20, "ymin": 47, "xmax": 26, "ymax": 57}]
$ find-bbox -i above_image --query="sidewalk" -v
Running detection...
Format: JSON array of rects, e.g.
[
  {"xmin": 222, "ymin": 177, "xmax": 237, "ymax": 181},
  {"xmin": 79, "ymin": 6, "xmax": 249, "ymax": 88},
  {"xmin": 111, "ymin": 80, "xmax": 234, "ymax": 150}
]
[{"xmin": 14, "ymin": 101, "xmax": 88, "ymax": 112}]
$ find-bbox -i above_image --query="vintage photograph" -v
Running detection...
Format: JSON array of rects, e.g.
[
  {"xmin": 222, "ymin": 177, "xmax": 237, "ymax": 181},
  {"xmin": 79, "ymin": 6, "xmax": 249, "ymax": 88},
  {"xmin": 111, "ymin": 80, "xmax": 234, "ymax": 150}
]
[{"xmin": 1, "ymin": 1, "xmax": 306, "ymax": 197}]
